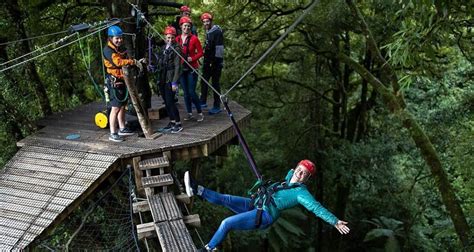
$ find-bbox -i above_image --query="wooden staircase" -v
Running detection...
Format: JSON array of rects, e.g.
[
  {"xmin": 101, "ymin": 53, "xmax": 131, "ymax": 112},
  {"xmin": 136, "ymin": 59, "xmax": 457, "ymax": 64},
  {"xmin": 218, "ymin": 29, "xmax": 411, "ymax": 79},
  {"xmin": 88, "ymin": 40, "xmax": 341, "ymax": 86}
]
[{"xmin": 132, "ymin": 155, "xmax": 199, "ymax": 252}]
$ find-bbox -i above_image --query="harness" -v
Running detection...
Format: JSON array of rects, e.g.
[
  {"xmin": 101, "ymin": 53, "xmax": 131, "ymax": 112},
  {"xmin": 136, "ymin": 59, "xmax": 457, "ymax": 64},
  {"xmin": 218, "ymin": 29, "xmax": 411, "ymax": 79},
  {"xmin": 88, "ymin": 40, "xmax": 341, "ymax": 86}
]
[
  {"xmin": 249, "ymin": 180, "xmax": 301, "ymax": 227},
  {"xmin": 179, "ymin": 35, "xmax": 191, "ymax": 71}
]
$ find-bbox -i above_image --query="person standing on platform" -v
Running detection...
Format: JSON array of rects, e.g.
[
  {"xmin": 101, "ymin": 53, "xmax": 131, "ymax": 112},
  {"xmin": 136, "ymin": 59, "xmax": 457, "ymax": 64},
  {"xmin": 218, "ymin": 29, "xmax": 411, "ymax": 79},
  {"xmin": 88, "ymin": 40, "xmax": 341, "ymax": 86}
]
[
  {"xmin": 157, "ymin": 26, "xmax": 183, "ymax": 133},
  {"xmin": 176, "ymin": 16, "xmax": 204, "ymax": 122},
  {"xmin": 172, "ymin": 5, "xmax": 198, "ymax": 36},
  {"xmin": 103, "ymin": 25, "xmax": 145, "ymax": 142},
  {"xmin": 199, "ymin": 12, "xmax": 224, "ymax": 115}
]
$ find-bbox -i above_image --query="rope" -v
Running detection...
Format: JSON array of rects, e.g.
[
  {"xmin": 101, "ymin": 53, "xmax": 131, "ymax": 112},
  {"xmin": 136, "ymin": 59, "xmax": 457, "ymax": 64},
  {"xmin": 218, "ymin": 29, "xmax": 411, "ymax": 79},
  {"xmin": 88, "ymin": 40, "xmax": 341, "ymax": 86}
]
[
  {"xmin": 77, "ymin": 33, "xmax": 105, "ymax": 100},
  {"xmin": 0, "ymin": 33, "xmax": 77, "ymax": 67},
  {"xmin": 127, "ymin": 165, "xmax": 141, "ymax": 252},
  {"xmin": 0, "ymin": 21, "xmax": 120, "ymax": 73},
  {"xmin": 0, "ymin": 29, "xmax": 69, "ymax": 46},
  {"xmin": 223, "ymin": 0, "xmax": 321, "ymax": 96},
  {"xmin": 182, "ymin": 201, "xmax": 206, "ymax": 247},
  {"xmin": 130, "ymin": 4, "xmax": 222, "ymax": 97}
]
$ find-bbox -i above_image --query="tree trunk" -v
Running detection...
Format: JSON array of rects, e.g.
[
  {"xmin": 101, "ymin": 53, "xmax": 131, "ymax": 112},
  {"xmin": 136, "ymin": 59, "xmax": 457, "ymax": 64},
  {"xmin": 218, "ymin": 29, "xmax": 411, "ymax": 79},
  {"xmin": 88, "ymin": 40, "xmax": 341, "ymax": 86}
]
[
  {"xmin": 5, "ymin": 0, "xmax": 52, "ymax": 115},
  {"xmin": 339, "ymin": 52, "xmax": 472, "ymax": 247}
]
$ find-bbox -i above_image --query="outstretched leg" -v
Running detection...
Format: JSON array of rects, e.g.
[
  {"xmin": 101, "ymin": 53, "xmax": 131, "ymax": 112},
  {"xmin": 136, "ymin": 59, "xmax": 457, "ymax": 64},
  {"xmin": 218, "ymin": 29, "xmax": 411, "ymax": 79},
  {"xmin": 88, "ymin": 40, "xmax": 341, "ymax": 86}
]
[
  {"xmin": 184, "ymin": 171, "xmax": 251, "ymax": 214},
  {"xmin": 207, "ymin": 209, "xmax": 273, "ymax": 250}
]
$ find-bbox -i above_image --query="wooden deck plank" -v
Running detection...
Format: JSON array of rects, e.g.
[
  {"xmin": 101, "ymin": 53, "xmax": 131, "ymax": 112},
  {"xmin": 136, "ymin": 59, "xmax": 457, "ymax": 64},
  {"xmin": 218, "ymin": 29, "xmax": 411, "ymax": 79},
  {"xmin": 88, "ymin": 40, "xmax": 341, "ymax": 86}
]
[
  {"xmin": 22, "ymin": 145, "xmax": 118, "ymax": 162},
  {"xmin": 0, "ymin": 186, "xmax": 77, "ymax": 203},
  {"xmin": 0, "ymin": 218, "xmax": 44, "ymax": 236},
  {"xmin": 1, "ymin": 207, "xmax": 60, "ymax": 228},
  {"xmin": 0, "ymin": 179, "xmax": 85, "ymax": 197},
  {"xmin": 0, "ymin": 173, "xmax": 90, "ymax": 194},
  {"xmin": 14, "ymin": 151, "xmax": 113, "ymax": 168},
  {"xmin": 0, "ymin": 234, "xmax": 18, "ymax": 246},
  {"xmin": 2, "ymin": 165, "xmax": 98, "ymax": 186},
  {"xmin": 160, "ymin": 192, "xmax": 182, "ymax": 221},
  {"xmin": 139, "ymin": 156, "xmax": 169, "ymax": 170},
  {"xmin": 2, "ymin": 194, "xmax": 65, "ymax": 213},
  {"xmin": 4, "ymin": 162, "xmax": 106, "ymax": 179},
  {"xmin": 1, "ymin": 201, "xmax": 60, "ymax": 221},
  {"xmin": 18, "ymin": 136, "xmax": 145, "ymax": 155},
  {"xmin": 169, "ymin": 219, "xmax": 197, "ymax": 252},
  {"xmin": 147, "ymin": 194, "xmax": 167, "ymax": 223},
  {"xmin": 142, "ymin": 174, "xmax": 174, "ymax": 188},
  {"xmin": 155, "ymin": 221, "xmax": 179, "ymax": 252}
]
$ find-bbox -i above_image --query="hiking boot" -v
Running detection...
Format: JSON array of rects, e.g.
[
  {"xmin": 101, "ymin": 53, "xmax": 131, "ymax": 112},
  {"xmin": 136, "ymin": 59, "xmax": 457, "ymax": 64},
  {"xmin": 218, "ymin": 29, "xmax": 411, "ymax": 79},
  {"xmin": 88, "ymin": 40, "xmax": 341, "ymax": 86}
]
[
  {"xmin": 171, "ymin": 123, "xmax": 183, "ymax": 133},
  {"xmin": 109, "ymin": 133, "xmax": 124, "ymax": 142},
  {"xmin": 118, "ymin": 127, "xmax": 134, "ymax": 136},
  {"xmin": 158, "ymin": 122, "xmax": 174, "ymax": 133},
  {"xmin": 184, "ymin": 171, "xmax": 198, "ymax": 197},
  {"xmin": 208, "ymin": 107, "xmax": 221, "ymax": 115},
  {"xmin": 197, "ymin": 113, "xmax": 204, "ymax": 122},
  {"xmin": 184, "ymin": 113, "xmax": 194, "ymax": 121}
]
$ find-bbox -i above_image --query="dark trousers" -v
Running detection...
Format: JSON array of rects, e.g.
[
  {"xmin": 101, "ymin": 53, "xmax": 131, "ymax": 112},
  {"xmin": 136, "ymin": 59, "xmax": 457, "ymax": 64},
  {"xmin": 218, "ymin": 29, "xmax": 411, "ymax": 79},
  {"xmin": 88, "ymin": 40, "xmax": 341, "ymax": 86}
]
[
  {"xmin": 180, "ymin": 71, "xmax": 202, "ymax": 114},
  {"xmin": 158, "ymin": 82, "xmax": 180, "ymax": 122},
  {"xmin": 200, "ymin": 62, "xmax": 222, "ymax": 108}
]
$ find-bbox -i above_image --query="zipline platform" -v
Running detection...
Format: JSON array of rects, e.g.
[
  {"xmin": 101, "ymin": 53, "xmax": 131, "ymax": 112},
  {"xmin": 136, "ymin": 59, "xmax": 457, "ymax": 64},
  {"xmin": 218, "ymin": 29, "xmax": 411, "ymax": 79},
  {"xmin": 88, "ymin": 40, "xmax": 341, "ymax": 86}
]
[{"xmin": 0, "ymin": 96, "xmax": 250, "ymax": 251}]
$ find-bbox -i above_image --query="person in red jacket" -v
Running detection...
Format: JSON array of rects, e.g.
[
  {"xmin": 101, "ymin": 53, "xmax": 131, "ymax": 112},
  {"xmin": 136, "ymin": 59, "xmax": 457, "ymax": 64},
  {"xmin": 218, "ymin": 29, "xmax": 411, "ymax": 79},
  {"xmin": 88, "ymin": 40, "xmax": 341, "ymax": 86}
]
[{"xmin": 176, "ymin": 16, "xmax": 204, "ymax": 121}]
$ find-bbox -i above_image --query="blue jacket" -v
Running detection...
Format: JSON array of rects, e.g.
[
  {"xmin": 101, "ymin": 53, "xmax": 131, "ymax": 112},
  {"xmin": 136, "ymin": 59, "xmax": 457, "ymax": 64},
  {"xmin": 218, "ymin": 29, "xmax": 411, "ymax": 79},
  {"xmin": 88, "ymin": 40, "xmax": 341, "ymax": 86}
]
[{"xmin": 262, "ymin": 170, "xmax": 339, "ymax": 226}]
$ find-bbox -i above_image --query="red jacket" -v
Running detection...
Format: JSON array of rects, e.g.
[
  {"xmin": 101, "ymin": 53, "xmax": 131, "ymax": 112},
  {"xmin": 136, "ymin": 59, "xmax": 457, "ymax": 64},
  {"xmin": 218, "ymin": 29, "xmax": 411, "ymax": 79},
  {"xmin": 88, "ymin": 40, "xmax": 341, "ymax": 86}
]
[{"xmin": 176, "ymin": 34, "xmax": 203, "ymax": 69}]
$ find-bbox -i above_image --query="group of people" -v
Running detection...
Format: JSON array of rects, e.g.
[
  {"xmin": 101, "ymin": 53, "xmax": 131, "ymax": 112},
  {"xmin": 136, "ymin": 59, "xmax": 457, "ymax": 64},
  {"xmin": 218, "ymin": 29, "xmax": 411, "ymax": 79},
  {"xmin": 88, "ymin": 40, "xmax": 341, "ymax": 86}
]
[{"xmin": 103, "ymin": 5, "xmax": 224, "ymax": 142}]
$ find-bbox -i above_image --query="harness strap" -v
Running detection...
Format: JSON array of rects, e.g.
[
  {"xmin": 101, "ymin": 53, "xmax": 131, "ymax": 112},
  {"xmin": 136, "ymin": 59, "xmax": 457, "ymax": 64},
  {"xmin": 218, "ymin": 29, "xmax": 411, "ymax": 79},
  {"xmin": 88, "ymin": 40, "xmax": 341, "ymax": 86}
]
[{"xmin": 251, "ymin": 180, "xmax": 302, "ymax": 228}]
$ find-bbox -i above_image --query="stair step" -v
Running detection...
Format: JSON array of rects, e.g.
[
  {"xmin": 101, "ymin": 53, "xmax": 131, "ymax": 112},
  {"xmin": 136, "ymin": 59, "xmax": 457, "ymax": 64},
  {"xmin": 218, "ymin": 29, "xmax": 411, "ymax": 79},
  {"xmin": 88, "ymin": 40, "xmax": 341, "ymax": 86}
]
[
  {"xmin": 142, "ymin": 174, "xmax": 173, "ymax": 188},
  {"xmin": 139, "ymin": 156, "xmax": 169, "ymax": 170}
]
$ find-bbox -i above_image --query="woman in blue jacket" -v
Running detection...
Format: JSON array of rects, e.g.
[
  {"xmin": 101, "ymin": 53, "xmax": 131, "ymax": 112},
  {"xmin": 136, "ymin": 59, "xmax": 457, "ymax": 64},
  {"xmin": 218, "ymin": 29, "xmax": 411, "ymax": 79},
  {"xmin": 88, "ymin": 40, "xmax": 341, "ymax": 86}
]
[{"xmin": 184, "ymin": 159, "xmax": 350, "ymax": 251}]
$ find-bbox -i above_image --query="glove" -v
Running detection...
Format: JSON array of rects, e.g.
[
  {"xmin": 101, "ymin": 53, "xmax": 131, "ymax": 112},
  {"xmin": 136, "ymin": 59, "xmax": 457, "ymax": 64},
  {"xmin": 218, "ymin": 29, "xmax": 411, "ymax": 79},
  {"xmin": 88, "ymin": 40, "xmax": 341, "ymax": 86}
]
[
  {"xmin": 134, "ymin": 59, "xmax": 144, "ymax": 72},
  {"xmin": 138, "ymin": 58, "xmax": 148, "ymax": 64},
  {"xmin": 171, "ymin": 82, "xmax": 178, "ymax": 92}
]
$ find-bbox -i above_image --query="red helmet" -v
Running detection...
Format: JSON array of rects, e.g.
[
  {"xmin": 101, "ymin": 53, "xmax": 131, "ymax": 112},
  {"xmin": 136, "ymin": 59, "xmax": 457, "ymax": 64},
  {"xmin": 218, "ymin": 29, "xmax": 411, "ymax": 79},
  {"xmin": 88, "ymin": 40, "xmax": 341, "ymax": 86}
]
[
  {"xmin": 200, "ymin": 12, "xmax": 213, "ymax": 21},
  {"xmin": 179, "ymin": 16, "xmax": 192, "ymax": 26},
  {"xmin": 164, "ymin": 26, "xmax": 176, "ymax": 35},
  {"xmin": 298, "ymin": 159, "xmax": 316, "ymax": 176},
  {"xmin": 180, "ymin": 5, "xmax": 191, "ymax": 13}
]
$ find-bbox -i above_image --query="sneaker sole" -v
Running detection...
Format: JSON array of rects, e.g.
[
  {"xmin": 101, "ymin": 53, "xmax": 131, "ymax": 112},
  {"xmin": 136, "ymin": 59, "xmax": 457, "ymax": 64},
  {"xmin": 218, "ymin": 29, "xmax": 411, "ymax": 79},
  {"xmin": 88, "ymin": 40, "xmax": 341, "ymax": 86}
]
[
  {"xmin": 108, "ymin": 137, "xmax": 124, "ymax": 142},
  {"xmin": 184, "ymin": 171, "xmax": 193, "ymax": 197},
  {"xmin": 171, "ymin": 128, "xmax": 183, "ymax": 133},
  {"xmin": 118, "ymin": 133, "xmax": 135, "ymax": 136}
]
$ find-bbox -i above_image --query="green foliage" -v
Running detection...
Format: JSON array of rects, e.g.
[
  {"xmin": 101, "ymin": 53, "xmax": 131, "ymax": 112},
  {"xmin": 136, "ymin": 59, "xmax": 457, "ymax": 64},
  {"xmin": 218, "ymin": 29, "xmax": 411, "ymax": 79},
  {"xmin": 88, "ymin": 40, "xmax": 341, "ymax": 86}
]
[{"xmin": 1, "ymin": 0, "xmax": 473, "ymax": 251}]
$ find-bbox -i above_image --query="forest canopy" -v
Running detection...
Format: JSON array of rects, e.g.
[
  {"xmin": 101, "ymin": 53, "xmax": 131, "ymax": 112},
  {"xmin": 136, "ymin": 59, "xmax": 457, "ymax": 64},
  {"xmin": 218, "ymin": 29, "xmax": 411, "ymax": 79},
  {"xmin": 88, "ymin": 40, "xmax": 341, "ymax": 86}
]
[{"xmin": 0, "ymin": 0, "xmax": 472, "ymax": 251}]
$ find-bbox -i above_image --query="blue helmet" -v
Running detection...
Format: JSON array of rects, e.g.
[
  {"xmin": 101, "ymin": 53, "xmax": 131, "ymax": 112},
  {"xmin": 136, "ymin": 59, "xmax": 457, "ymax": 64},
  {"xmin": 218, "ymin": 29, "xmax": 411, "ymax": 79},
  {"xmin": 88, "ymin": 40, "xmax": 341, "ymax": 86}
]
[{"xmin": 107, "ymin": 26, "xmax": 123, "ymax": 37}]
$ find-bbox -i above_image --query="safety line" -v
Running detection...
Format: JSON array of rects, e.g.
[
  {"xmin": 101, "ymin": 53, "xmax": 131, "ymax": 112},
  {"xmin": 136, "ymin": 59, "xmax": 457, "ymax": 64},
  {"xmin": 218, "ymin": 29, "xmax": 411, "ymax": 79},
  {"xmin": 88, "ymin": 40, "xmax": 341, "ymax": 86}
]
[
  {"xmin": 0, "ymin": 33, "xmax": 77, "ymax": 67},
  {"xmin": 223, "ymin": 0, "xmax": 321, "ymax": 96},
  {"xmin": 0, "ymin": 21, "xmax": 119, "ymax": 73},
  {"xmin": 0, "ymin": 29, "xmax": 69, "ymax": 46}
]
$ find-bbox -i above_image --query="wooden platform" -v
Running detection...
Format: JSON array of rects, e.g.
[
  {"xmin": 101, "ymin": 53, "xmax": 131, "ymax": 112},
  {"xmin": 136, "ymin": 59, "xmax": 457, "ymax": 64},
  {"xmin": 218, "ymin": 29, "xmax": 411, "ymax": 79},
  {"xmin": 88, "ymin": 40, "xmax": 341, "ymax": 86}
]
[{"xmin": 0, "ymin": 96, "xmax": 250, "ymax": 251}]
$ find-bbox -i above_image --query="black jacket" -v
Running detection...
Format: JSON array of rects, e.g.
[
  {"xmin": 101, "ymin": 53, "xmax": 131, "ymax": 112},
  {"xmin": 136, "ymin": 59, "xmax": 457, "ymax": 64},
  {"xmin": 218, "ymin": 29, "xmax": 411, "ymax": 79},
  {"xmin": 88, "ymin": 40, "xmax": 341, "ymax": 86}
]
[{"xmin": 203, "ymin": 25, "xmax": 224, "ymax": 65}]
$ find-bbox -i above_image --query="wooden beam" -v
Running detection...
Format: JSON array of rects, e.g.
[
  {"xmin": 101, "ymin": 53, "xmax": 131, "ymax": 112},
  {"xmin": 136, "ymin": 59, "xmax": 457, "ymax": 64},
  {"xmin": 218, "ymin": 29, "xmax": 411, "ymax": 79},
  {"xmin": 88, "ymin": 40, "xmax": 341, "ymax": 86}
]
[
  {"xmin": 132, "ymin": 200, "xmax": 149, "ymax": 213},
  {"xmin": 136, "ymin": 222, "xmax": 156, "ymax": 240},
  {"xmin": 133, "ymin": 156, "xmax": 144, "ymax": 197},
  {"xmin": 183, "ymin": 214, "xmax": 201, "ymax": 228}
]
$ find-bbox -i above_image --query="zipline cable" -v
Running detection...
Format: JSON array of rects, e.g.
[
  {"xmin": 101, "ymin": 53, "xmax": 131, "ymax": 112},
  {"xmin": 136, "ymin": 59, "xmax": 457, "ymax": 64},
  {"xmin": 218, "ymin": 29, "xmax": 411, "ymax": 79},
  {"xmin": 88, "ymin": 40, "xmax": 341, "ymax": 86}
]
[
  {"xmin": 0, "ymin": 29, "xmax": 69, "ymax": 46},
  {"xmin": 130, "ymin": 4, "xmax": 222, "ymax": 97},
  {"xmin": 223, "ymin": 0, "xmax": 321, "ymax": 96},
  {"xmin": 0, "ymin": 33, "xmax": 77, "ymax": 67},
  {"xmin": 0, "ymin": 21, "xmax": 119, "ymax": 73}
]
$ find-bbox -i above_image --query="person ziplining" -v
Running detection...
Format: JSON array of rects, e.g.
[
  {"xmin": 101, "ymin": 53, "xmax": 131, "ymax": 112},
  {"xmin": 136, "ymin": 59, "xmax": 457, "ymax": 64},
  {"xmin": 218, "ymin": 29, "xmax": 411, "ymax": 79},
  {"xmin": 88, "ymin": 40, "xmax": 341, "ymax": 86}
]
[{"xmin": 184, "ymin": 160, "xmax": 350, "ymax": 251}]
